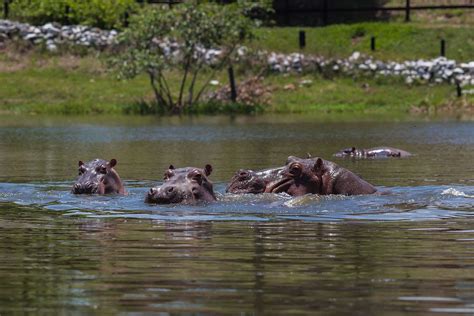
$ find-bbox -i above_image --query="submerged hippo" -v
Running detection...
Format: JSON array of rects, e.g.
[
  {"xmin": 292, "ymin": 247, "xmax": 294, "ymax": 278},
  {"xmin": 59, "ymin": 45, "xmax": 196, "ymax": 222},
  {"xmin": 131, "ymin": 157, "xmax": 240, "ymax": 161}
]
[
  {"xmin": 72, "ymin": 158, "xmax": 125, "ymax": 194},
  {"xmin": 334, "ymin": 147, "xmax": 412, "ymax": 158},
  {"xmin": 146, "ymin": 164, "xmax": 216, "ymax": 204},
  {"xmin": 265, "ymin": 156, "xmax": 377, "ymax": 196},
  {"xmin": 226, "ymin": 167, "xmax": 284, "ymax": 194}
]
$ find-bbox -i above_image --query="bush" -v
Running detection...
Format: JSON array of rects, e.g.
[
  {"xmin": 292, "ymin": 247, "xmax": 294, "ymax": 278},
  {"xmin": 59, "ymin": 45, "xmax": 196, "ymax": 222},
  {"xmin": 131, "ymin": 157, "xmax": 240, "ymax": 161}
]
[
  {"xmin": 108, "ymin": 2, "xmax": 258, "ymax": 114},
  {"xmin": 10, "ymin": 0, "xmax": 137, "ymax": 29}
]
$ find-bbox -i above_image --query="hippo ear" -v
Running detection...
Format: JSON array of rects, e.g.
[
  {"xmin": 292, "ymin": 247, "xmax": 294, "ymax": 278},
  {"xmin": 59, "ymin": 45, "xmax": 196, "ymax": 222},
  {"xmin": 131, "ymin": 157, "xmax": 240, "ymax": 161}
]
[
  {"xmin": 169, "ymin": 165, "xmax": 175, "ymax": 170},
  {"xmin": 204, "ymin": 164, "xmax": 212, "ymax": 176},
  {"xmin": 78, "ymin": 161, "xmax": 84, "ymax": 167},
  {"xmin": 351, "ymin": 147, "xmax": 356, "ymax": 153},
  {"xmin": 306, "ymin": 152, "xmax": 312, "ymax": 158},
  {"xmin": 313, "ymin": 158, "xmax": 324, "ymax": 175},
  {"xmin": 109, "ymin": 159, "xmax": 117, "ymax": 168}
]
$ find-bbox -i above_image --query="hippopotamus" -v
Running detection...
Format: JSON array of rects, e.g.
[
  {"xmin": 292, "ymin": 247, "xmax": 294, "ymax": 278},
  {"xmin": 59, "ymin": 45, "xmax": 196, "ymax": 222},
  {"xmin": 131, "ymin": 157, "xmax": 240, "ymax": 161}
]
[
  {"xmin": 146, "ymin": 164, "xmax": 216, "ymax": 204},
  {"xmin": 72, "ymin": 158, "xmax": 125, "ymax": 194},
  {"xmin": 334, "ymin": 147, "xmax": 412, "ymax": 158},
  {"xmin": 226, "ymin": 167, "xmax": 284, "ymax": 194},
  {"xmin": 265, "ymin": 156, "xmax": 377, "ymax": 196}
]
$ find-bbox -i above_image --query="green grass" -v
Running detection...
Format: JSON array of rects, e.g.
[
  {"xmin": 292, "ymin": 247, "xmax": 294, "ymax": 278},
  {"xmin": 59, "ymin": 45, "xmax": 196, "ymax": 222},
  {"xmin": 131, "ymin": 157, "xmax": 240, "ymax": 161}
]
[
  {"xmin": 1, "ymin": 21, "xmax": 474, "ymax": 115},
  {"xmin": 266, "ymin": 75, "xmax": 464, "ymax": 114},
  {"xmin": 254, "ymin": 23, "xmax": 474, "ymax": 61},
  {"xmin": 0, "ymin": 56, "xmax": 469, "ymax": 116}
]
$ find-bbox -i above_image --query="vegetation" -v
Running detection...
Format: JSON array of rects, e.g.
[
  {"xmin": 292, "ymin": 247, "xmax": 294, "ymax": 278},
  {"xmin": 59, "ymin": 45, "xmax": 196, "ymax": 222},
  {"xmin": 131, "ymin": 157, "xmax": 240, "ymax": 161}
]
[
  {"xmin": 254, "ymin": 23, "xmax": 474, "ymax": 61},
  {"xmin": 1, "ymin": 13, "xmax": 473, "ymax": 116},
  {"xmin": 0, "ymin": 49, "xmax": 471, "ymax": 116},
  {"xmin": 10, "ymin": 0, "xmax": 137, "ymax": 29},
  {"xmin": 108, "ymin": 2, "xmax": 259, "ymax": 114}
]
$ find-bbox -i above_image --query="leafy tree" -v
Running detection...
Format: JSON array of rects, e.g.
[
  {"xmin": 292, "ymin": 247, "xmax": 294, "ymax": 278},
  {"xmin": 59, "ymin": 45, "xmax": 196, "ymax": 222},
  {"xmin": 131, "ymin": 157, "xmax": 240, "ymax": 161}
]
[
  {"xmin": 109, "ymin": 2, "xmax": 260, "ymax": 114},
  {"xmin": 10, "ymin": 0, "xmax": 137, "ymax": 29}
]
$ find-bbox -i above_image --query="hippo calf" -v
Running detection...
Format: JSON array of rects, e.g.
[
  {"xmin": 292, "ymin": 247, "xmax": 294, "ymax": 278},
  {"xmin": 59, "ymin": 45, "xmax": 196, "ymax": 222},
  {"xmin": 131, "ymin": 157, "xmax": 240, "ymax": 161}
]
[
  {"xmin": 72, "ymin": 159, "xmax": 125, "ymax": 194},
  {"xmin": 265, "ymin": 156, "xmax": 377, "ymax": 196},
  {"xmin": 226, "ymin": 167, "xmax": 284, "ymax": 194},
  {"xmin": 334, "ymin": 147, "xmax": 412, "ymax": 158},
  {"xmin": 146, "ymin": 164, "xmax": 216, "ymax": 204}
]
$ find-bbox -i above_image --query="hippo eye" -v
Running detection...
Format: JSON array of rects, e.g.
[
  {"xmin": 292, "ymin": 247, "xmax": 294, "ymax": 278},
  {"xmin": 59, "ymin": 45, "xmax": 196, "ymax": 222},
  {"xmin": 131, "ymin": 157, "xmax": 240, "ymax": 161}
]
[
  {"xmin": 96, "ymin": 166, "xmax": 107, "ymax": 174},
  {"xmin": 189, "ymin": 171, "xmax": 203, "ymax": 184},
  {"xmin": 238, "ymin": 171, "xmax": 250, "ymax": 180},
  {"xmin": 289, "ymin": 163, "xmax": 302, "ymax": 175}
]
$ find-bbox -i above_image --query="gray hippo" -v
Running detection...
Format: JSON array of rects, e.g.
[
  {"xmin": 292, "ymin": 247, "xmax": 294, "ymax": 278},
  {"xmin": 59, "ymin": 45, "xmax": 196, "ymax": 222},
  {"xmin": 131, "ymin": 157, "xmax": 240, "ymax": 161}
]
[
  {"xmin": 334, "ymin": 147, "xmax": 412, "ymax": 158},
  {"xmin": 72, "ymin": 158, "xmax": 125, "ymax": 194},
  {"xmin": 226, "ymin": 167, "xmax": 284, "ymax": 194},
  {"xmin": 265, "ymin": 156, "xmax": 377, "ymax": 196},
  {"xmin": 146, "ymin": 164, "xmax": 216, "ymax": 204}
]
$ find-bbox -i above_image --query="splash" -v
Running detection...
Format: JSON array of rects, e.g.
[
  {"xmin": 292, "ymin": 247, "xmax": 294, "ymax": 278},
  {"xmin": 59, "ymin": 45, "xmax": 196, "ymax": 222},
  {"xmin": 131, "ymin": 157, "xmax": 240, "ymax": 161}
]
[{"xmin": 441, "ymin": 188, "xmax": 474, "ymax": 198}]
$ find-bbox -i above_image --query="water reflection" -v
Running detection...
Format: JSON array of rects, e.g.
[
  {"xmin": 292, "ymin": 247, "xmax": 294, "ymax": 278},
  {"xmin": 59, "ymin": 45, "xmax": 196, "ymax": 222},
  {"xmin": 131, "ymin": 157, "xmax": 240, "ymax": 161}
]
[
  {"xmin": 0, "ymin": 114, "xmax": 474, "ymax": 314},
  {"xmin": 2, "ymin": 205, "xmax": 474, "ymax": 314}
]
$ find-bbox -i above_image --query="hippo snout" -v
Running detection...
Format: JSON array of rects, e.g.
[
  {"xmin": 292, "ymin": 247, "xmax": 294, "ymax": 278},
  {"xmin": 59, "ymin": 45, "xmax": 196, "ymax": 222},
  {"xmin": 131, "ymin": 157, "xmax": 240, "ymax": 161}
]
[
  {"xmin": 146, "ymin": 185, "xmax": 178, "ymax": 204},
  {"xmin": 72, "ymin": 181, "xmax": 98, "ymax": 194}
]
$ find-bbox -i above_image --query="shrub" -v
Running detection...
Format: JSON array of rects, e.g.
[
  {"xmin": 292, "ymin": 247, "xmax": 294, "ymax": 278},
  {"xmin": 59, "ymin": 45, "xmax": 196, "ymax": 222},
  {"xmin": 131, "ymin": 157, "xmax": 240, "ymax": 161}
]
[
  {"xmin": 10, "ymin": 0, "xmax": 137, "ymax": 29},
  {"xmin": 108, "ymin": 2, "xmax": 259, "ymax": 114}
]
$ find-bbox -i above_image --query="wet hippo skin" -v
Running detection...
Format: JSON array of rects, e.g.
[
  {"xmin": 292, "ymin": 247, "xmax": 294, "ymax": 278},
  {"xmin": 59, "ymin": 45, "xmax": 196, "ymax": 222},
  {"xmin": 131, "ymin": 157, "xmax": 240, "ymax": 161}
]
[
  {"xmin": 72, "ymin": 158, "xmax": 125, "ymax": 195},
  {"xmin": 334, "ymin": 147, "xmax": 412, "ymax": 158},
  {"xmin": 146, "ymin": 164, "xmax": 216, "ymax": 204},
  {"xmin": 265, "ymin": 156, "xmax": 377, "ymax": 196}
]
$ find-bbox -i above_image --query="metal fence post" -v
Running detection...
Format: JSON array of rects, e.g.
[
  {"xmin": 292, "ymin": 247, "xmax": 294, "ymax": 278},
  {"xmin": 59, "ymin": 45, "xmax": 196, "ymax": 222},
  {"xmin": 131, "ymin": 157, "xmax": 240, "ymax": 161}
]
[
  {"xmin": 322, "ymin": 0, "xmax": 328, "ymax": 26},
  {"xmin": 371, "ymin": 36, "xmax": 376, "ymax": 51},
  {"xmin": 299, "ymin": 30, "xmax": 306, "ymax": 50},
  {"xmin": 228, "ymin": 66, "xmax": 237, "ymax": 102},
  {"xmin": 440, "ymin": 39, "xmax": 446, "ymax": 57},
  {"xmin": 456, "ymin": 83, "xmax": 462, "ymax": 97},
  {"xmin": 3, "ymin": 0, "xmax": 9, "ymax": 19},
  {"xmin": 405, "ymin": 0, "xmax": 411, "ymax": 22}
]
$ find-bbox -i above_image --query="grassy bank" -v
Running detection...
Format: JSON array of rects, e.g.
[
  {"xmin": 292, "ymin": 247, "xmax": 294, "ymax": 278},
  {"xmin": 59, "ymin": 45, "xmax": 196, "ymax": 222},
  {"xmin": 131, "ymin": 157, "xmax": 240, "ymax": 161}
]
[
  {"xmin": 254, "ymin": 23, "xmax": 474, "ymax": 61},
  {"xmin": 1, "ymin": 22, "xmax": 473, "ymax": 115},
  {"xmin": 1, "ymin": 53, "xmax": 469, "ymax": 115}
]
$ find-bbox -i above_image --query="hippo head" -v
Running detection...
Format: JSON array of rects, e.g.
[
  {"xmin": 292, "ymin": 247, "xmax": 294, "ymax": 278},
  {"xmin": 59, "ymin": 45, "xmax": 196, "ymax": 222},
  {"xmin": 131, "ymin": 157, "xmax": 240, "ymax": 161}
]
[
  {"xmin": 265, "ymin": 156, "xmax": 324, "ymax": 196},
  {"xmin": 72, "ymin": 158, "xmax": 123, "ymax": 194},
  {"xmin": 226, "ymin": 169, "xmax": 267, "ymax": 194},
  {"xmin": 146, "ymin": 164, "xmax": 216, "ymax": 204},
  {"xmin": 334, "ymin": 147, "xmax": 356, "ymax": 157}
]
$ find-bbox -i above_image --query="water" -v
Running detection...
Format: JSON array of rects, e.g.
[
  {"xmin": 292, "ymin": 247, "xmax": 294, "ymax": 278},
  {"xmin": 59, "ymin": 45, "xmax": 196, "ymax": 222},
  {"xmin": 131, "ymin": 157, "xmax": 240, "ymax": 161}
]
[{"xmin": 0, "ymin": 114, "xmax": 473, "ymax": 314}]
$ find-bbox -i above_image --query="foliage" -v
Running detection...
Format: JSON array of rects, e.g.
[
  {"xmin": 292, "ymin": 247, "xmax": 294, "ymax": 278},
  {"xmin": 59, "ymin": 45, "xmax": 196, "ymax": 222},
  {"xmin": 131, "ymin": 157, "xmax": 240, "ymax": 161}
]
[
  {"xmin": 108, "ymin": 2, "xmax": 257, "ymax": 114},
  {"xmin": 10, "ymin": 0, "xmax": 137, "ymax": 29}
]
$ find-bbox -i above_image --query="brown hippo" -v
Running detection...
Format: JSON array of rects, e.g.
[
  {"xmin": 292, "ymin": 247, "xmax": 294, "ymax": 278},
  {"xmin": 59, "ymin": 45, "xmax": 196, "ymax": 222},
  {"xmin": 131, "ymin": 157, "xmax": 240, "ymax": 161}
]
[
  {"xmin": 265, "ymin": 156, "xmax": 377, "ymax": 196},
  {"xmin": 226, "ymin": 167, "xmax": 284, "ymax": 194},
  {"xmin": 334, "ymin": 147, "xmax": 412, "ymax": 158},
  {"xmin": 146, "ymin": 164, "xmax": 216, "ymax": 204},
  {"xmin": 72, "ymin": 158, "xmax": 125, "ymax": 194}
]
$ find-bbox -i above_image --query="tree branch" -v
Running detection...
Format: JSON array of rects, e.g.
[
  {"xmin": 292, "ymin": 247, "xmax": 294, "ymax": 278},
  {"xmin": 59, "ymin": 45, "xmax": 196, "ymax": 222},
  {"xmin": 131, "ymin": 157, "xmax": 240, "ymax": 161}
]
[{"xmin": 193, "ymin": 44, "xmax": 238, "ymax": 105}]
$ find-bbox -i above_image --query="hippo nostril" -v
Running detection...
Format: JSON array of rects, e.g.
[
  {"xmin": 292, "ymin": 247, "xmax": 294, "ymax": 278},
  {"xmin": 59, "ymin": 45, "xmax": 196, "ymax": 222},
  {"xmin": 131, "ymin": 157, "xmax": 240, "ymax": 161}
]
[
  {"xmin": 149, "ymin": 188, "xmax": 156, "ymax": 195},
  {"xmin": 73, "ymin": 183, "xmax": 82, "ymax": 193},
  {"xmin": 167, "ymin": 187, "xmax": 174, "ymax": 193},
  {"xmin": 239, "ymin": 171, "xmax": 248, "ymax": 177}
]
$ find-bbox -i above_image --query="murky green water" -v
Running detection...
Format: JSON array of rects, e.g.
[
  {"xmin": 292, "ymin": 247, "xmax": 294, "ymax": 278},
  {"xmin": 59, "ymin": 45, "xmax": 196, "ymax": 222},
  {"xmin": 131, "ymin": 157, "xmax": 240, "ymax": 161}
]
[{"xmin": 1, "ymin": 114, "xmax": 474, "ymax": 314}]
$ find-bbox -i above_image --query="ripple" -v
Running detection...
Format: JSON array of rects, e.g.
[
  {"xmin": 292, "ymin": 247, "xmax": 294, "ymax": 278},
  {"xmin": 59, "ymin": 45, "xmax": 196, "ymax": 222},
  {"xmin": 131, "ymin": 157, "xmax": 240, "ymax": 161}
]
[{"xmin": 0, "ymin": 182, "xmax": 473, "ymax": 222}]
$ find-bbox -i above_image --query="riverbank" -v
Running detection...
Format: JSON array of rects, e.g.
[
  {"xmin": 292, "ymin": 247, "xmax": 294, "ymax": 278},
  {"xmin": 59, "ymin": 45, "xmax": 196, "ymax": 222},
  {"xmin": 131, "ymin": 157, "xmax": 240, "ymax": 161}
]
[{"xmin": 1, "ymin": 22, "xmax": 473, "ymax": 116}]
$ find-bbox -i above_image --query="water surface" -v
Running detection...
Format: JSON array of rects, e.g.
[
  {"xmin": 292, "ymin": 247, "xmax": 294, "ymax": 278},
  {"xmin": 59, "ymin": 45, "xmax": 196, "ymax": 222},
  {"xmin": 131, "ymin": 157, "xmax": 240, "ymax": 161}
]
[{"xmin": 0, "ymin": 114, "xmax": 473, "ymax": 314}]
